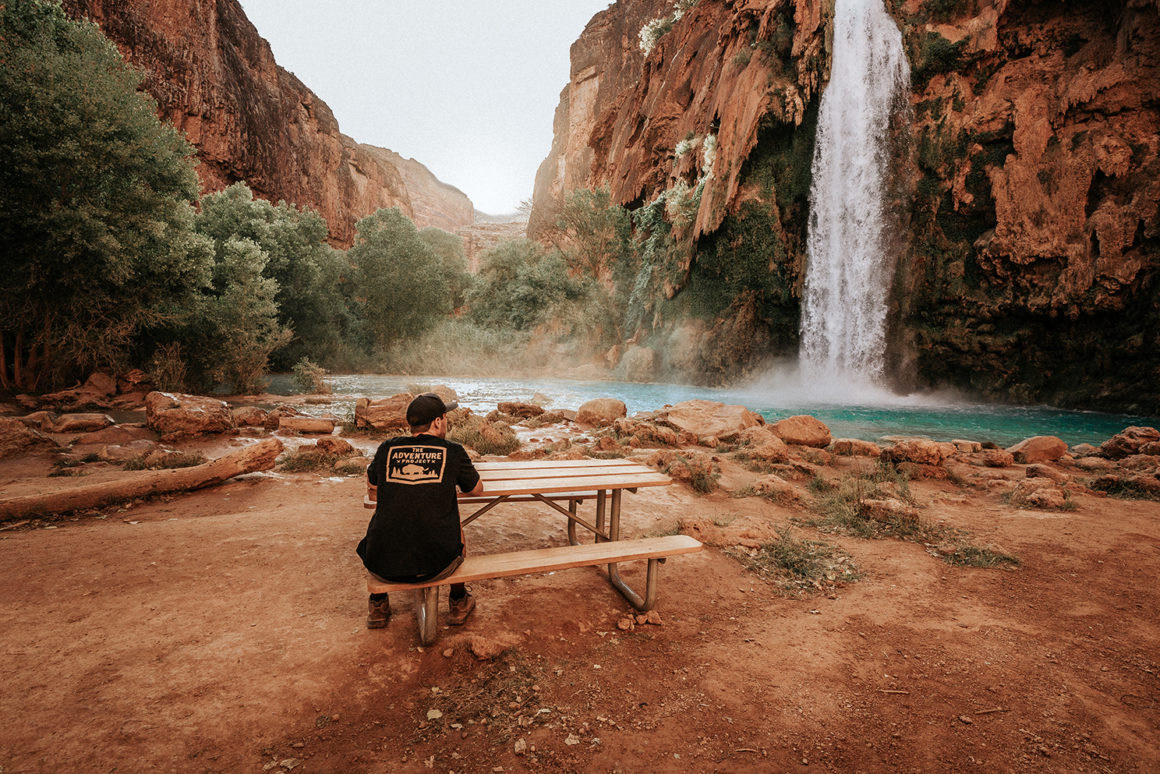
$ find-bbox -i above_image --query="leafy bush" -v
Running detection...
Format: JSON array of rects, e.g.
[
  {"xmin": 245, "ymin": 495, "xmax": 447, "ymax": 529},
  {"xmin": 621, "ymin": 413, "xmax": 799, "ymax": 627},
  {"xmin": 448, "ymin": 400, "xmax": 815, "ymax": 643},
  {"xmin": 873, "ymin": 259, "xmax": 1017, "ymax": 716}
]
[
  {"xmin": 292, "ymin": 357, "xmax": 330, "ymax": 394},
  {"xmin": 467, "ymin": 240, "xmax": 583, "ymax": 332}
]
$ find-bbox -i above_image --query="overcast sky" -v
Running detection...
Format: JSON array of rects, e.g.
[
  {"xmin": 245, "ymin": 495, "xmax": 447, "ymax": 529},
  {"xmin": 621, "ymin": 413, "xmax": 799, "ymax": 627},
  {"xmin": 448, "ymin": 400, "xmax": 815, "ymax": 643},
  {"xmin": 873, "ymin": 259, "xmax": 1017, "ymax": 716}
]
[{"xmin": 236, "ymin": 1, "xmax": 613, "ymax": 214}]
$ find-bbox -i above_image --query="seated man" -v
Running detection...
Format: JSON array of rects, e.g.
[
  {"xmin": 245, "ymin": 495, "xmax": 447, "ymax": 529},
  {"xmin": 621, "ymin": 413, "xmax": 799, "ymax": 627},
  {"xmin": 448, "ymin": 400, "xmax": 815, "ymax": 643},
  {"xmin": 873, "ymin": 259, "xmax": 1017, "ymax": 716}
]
[{"xmin": 357, "ymin": 393, "xmax": 484, "ymax": 629}]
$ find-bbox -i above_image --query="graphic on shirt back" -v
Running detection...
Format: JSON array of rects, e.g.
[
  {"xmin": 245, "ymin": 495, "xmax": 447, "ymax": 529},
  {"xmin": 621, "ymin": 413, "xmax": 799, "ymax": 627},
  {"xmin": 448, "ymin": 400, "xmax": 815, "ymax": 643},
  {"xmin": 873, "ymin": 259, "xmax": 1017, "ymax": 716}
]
[{"xmin": 385, "ymin": 445, "xmax": 446, "ymax": 484}]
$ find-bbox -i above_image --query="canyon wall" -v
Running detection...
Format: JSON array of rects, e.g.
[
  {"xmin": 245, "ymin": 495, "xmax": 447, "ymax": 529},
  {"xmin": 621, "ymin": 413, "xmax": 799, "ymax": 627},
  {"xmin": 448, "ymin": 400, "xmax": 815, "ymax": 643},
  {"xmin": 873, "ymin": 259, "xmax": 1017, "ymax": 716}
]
[
  {"xmin": 61, "ymin": 0, "xmax": 474, "ymax": 248},
  {"xmin": 532, "ymin": 0, "xmax": 1160, "ymax": 413}
]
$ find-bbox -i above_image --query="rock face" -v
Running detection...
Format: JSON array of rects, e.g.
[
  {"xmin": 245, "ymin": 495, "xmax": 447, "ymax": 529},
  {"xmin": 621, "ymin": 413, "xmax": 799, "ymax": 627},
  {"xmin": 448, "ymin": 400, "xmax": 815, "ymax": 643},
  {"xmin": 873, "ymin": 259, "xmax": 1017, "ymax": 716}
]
[
  {"xmin": 61, "ymin": 0, "xmax": 474, "ymax": 248},
  {"xmin": 531, "ymin": 0, "xmax": 1160, "ymax": 412}
]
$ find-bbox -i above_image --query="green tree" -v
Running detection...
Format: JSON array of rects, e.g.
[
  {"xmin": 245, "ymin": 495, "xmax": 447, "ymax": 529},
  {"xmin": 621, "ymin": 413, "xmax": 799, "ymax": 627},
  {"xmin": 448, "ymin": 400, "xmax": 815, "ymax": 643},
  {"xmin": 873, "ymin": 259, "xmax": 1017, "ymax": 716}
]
[
  {"xmin": 0, "ymin": 0, "xmax": 211, "ymax": 390},
  {"xmin": 348, "ymin": 208, "xmax": 451, "ymax": 352},
  {"xmin": 185, "ymin": 237, "xmax": 292, "ymax": 394},
  {"xmin": 467, "ymin": 239, "xmax": 583, "ymax": 331},
  {"xmin": 195, "ymin": 183, "xmax": 350, "ymax": 370},
  {"xmin": 419, "ymin": 227, "xmax": 473, "ymax": 310}
]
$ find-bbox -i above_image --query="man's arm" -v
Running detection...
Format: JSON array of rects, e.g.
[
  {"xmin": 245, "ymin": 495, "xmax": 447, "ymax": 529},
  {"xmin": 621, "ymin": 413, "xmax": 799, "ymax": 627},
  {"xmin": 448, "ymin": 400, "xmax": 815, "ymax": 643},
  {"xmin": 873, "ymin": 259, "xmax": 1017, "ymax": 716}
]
[{"xmin": 466, "ymin": 479, "xmax": 484, "ymax": 497}]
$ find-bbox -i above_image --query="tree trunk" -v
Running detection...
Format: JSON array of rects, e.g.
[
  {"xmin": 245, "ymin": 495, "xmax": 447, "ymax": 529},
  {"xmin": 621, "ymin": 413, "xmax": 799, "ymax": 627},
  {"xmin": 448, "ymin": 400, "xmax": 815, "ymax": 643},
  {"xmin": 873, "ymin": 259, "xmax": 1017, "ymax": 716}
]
[{"xmin": 0, "ymin": 438, "xmax": 284, "ymax": 521}]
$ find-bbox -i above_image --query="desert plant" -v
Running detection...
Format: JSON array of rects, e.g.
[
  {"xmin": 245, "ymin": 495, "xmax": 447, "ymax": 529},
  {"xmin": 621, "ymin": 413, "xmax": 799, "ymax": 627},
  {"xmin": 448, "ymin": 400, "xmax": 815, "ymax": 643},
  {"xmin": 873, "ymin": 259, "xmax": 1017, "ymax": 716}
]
[{"xmin": 728, "ymin": 528, "xmax": 862, "ymax": 596}]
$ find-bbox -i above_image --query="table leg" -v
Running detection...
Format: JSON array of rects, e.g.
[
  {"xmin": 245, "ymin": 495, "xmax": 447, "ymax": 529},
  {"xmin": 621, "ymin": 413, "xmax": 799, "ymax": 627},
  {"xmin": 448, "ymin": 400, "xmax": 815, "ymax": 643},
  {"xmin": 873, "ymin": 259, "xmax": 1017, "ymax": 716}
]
[
  {"xmin": 605, "ymin": 489, "xmax": 660, "ymax": 610},
  {"xmin": 568, "ymin": 490, "xmax": 607, "ymax": 546}
]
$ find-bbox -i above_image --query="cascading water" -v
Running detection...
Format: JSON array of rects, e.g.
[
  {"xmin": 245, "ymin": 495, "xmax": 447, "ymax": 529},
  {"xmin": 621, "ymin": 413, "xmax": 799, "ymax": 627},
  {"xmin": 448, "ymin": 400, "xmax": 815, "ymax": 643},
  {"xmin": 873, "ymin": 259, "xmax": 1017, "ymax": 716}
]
[{"xmin": 799, "ymin": 0, "xmax": 911, "ymax": 388}]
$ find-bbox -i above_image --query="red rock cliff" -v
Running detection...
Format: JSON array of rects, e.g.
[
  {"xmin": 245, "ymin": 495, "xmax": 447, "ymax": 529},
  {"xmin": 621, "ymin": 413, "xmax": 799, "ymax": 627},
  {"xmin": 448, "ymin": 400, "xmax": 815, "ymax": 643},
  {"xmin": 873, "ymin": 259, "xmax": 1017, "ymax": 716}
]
[
  {"xmin": 61, "ymin": 0, "xmax": 475, "ymax": 247},
  {"xmin": 532, "ymin": 0, "xmax": 1160, "ymax": 412}
]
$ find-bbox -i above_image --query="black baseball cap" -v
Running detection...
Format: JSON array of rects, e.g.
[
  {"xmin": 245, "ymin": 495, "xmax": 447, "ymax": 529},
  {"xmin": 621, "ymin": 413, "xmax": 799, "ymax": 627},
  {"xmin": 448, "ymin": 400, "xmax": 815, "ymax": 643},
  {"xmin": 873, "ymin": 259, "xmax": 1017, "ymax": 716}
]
[{"xmin": 406, "ymin": 392, "xmax": 458, "ymax": 426}]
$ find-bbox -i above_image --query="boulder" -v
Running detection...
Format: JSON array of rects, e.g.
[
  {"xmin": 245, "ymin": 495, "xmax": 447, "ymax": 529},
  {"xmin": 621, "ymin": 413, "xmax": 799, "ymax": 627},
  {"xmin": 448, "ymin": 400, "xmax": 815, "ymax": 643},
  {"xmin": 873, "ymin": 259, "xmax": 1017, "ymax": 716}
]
[
  {"xmin": 619, "ymin": 345, "xmax": 657, "ymax": 383},
  {"xmin": 1026, "ymin": 464, "xmax": 1072, "ymax": 483},
  {"xmin": 497, "ymin": 402, "xmax": 545, "ymax": 419},
  {"xmin": 82, "ymin": 371, "xmax": 117, "ymax": 398},
  {"xmin": 315, "ymin": 437, "xmax": 355, "ymax": 455},
  {"xmin": 1007, "ymin": 435, "xmax": 1068, "ymax": 464},
  {"xmin": 858, "ymin": 497, "xmax": 919, "ymax": 524},
  {"xmin": 232, "ymin": 406, "xmax": 268, "ymax": 427},
  {"xmin": 658, "ymin": 400, "xmax": 762, "ymax": 441},
  {"xmin": 355, "ymin": 394, "xmax": 414, "ymax": 431},
  {"xmin": 1069, "ymin": 443, "xmax": 1101, "ymax": 457},
  {"xmin": 1140, "ymin": 441, "xmax": 1160, "ymax": 456},
  {"xmin": 981, "ymin": 449, "xmax": 1015, "ymax": 468},
  {"xmin": 611, "ymin": 418, "xmax": 687, "ymax": 448},
  {"xmin": 264, "ymin": 404, "xmax": 307, "ymax": 430},
  {"xmin": 53, "ymin": 413, "xmax": 115, "ymax": 434},
  {"xmin": 279, "ymin": 416, "xmax": 337, "ymax": 434},
  {"xmin": 1011, "ymin": 479, "xmax": 1069, "ymax": 509},
  {"xmin": 116, "ymin": 368, "xmax": 150, "ymax": 394},
  {"xmin": 1100, "ymin": 426, "xmax": 1160, "ymax": 459},
  {"xmin": 880, "ymin": 438, "xmax": 947, "ymax": 466},
  {"xmin": 752, "ymin": 473, "xmax": 800, "ymax": 503},
  {"xmin": 0, "ymin": 417, "xmax": 57, "ymax": 459},
  {"xmin": 952, "ymin": 439, "xmax": 983, "ymax": 453},
  {"xmin": 18, "ymin": 411, "xmax": 57, "ymax": 431},
  {"xmin": 144, "ymin": 391, "xmax": 235, "ymax": 438},
  {"xmin": 737, "ymin": 426, "xmax": 790, "ymax": 463},
  {"xmin": 1074, "ymin": 456, "xmax": 1117, "ymax": 472},
  {"xmin": 576, "ymin": 398, "xmax": 627, "ymax": 427},
  {"xmin": 99, "ymin": 439, "xmax": 160, "ymax": 462},
  {"xmin": 830, "ymin": 438, "xmax": 882, "ymax": 457},
  {"xmin": 769, "ymin": 415, "xmax": 831, "ymax": 448}
]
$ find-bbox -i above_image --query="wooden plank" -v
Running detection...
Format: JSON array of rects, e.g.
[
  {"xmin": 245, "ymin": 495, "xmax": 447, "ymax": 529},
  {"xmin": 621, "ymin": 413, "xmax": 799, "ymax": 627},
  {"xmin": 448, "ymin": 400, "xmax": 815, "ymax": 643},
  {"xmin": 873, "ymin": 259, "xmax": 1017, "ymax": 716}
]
[
  {"xmin": 459, "ymin": 492, "xmax": 590, "ymax": 504},
  {"xmin": 473, "ymin": 459, "xmax": 637, "ymax": 470},
  {"xmin": 367, "ymin": 535, "xmax": 703, "ymax": 591},
  {"xmin": 477, "ymin": 471, "xmax": 671, "ymax": 496},
  {"xmin": 478, "ymin": 464, "xmax": 652, "ymax": 482}
]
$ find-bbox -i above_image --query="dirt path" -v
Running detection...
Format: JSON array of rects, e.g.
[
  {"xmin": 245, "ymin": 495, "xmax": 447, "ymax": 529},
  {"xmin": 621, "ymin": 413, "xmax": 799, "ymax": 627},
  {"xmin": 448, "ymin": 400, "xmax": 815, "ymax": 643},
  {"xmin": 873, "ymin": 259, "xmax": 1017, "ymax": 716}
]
[{"xmin": 1, "ymin": 460, "xmax": 1158, "ymax": 772}]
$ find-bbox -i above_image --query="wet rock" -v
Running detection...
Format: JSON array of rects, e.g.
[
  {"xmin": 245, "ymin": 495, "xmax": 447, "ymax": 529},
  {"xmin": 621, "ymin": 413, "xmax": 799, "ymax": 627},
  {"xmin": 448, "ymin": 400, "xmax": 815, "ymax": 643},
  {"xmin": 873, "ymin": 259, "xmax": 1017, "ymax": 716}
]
[
  {"xmin": 53, "ymin": 413, "xmax": 115, "ymax": 433},
  {"xmin": 144, "ymin": 391, "xmax": 235, "ymax": 438},
  {"xmin": 576, "ymin": 398, "xmax": 627, "ymax": 427},
  {"xmin": 1100, "ymin": 426, "xmax": 1160, "ymax": 459},
  {"xmin": 355, "ymin": 393, "xmax": 413, "ymax": 431},
  {"xmin": 1007, "ymin": 435, "xmax": 1068, "ymax": 463},
  {"xmin": 232, "ymin": 405, "xmax": 268, "ymax": 427},
  {"xmin": 279, "ymin": 416, "xmax": 337, "ymax": 434},
  {"xmin": 0, "ymin": 417, "xmax": 57, "ymax": 459},
  {"xmin": 99, "ymin": 439, "xmax": 160, "ymax": 462},
  {"xmin": 880, "ymin": 438, "xmax": 947, "ymax": 466},
  {"xmin": 830, "ymin": 438, "xmax": 882, "ymax": 457},
  {"xmin": 769, "ymin": 415, "xmax": 831, "ymax": 448},
  {"xmin": 658, "ymin": 400, "xmax": 762, "ymax": 441},
  {"xmin": 497, "ymin": 402, "xmax": 545, "ymax": 419},
  {"xmin": 315, "ymin": 437, "xmax": 355, "ymax": 455}
]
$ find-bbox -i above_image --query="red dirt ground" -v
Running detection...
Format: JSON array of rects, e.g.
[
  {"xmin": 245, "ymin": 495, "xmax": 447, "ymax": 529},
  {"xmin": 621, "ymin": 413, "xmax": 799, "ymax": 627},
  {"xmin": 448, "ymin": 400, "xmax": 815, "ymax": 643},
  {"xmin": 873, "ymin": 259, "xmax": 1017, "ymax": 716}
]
[{"xmin": 1, "ymin": 445, "xmax": 1158, "ymax": 773}]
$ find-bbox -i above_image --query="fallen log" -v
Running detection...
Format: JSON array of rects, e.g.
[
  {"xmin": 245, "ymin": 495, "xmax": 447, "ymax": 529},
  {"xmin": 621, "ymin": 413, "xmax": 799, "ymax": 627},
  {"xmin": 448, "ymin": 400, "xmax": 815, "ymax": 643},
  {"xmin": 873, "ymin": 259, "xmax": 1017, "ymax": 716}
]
[{"xmin": 0, "ymin": 438, "xmax": 284, "ymax": 521}]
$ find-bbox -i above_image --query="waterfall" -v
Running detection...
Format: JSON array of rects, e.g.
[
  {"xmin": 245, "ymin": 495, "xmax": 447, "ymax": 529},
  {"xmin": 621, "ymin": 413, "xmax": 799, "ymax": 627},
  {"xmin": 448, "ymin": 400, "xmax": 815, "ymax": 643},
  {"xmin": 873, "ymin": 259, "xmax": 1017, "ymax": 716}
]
[{"xmin": 799, "ymin": 0, "xmax": 911, "ymax": 387}]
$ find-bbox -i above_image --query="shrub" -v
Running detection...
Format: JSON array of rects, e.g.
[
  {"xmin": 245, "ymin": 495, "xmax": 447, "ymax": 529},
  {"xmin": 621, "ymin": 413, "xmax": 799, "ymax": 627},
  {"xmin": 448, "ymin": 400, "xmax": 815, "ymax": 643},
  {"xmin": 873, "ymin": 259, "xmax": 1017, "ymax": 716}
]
[
  {"xmin": 728, "ymin": 529, "xmax": 862, "ymax": 596},
  {"xmin": 291, "ymin": 357, "xmax": 330, "ymax": 394},
  {"xmin": 448, "ymin": 414, "xmax": 521, "ymax": 456}
]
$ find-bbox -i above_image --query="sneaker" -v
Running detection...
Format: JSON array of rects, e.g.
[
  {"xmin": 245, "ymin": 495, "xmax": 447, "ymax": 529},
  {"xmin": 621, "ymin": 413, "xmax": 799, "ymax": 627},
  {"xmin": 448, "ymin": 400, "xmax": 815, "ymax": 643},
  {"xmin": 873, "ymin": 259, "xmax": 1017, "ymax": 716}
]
[
  {"xmin": 447, "ymin": 593, "xmax": 475, "ymax": 626},
  {"xmin": 366, "ymin": 596, "xmax": 391, "ymax": 629}
]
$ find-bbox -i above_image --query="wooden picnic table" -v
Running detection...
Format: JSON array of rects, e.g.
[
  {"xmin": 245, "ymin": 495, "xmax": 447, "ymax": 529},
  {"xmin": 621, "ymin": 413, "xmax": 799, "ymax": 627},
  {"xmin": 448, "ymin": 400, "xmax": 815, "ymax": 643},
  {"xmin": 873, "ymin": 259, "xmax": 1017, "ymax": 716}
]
[{"xmin": 365, "ymin": 457, "xmax": 673, "ymax": 608}]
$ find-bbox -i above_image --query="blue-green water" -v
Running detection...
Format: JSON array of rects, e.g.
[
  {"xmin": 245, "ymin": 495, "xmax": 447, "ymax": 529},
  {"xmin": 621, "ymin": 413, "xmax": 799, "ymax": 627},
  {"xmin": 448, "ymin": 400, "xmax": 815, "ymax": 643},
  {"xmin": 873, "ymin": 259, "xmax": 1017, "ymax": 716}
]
[{"xmin": 265, "ymin": 373, "xmax": 1157, "ymax": 448}]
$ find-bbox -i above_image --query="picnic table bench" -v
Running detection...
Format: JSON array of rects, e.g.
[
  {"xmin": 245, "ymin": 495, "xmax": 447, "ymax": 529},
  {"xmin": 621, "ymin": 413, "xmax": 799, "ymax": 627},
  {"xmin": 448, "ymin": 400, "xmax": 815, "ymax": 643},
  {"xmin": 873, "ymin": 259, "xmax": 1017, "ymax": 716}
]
[{"xmin": 363, "ymin": 458, "xmax": 702, "ymax": 644}]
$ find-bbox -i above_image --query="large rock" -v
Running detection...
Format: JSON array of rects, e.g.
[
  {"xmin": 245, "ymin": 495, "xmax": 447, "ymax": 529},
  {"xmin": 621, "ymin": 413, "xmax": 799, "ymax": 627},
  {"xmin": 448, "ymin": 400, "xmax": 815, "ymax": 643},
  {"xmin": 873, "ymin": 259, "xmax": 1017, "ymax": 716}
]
[
  {"xmin": 60, "ymin": 1, "xmax": 474, "ymax": 248},
  {"xmin": 619, "ymin": 345, "xmax": 658, "ymax": 383},
  {"xmin": 1007, "ymin": 436, "xmax": 1069, "ymax": 464},
  {"xmin": 736, "ymin": 426, "xmax": 790, "ymax": 463},
  {"xmin": 830, "ymin": 438, "xmax": 882, "ymax": 457},
  {"xmin": 53, "ymin": 413, "xmax": 115, "ymax": 434},
  {"xmin": 880, "ymin": 438, "xmax": 947, "ymax": 466},
  {"xmin": 355, "ymin": 394, "xmax": 414, "ymax": 432},
  {"xmin": 278, "ymin": 416, "xmax": 337, "ymax": 434},
  {"xmin": 658, "ymin": 400, "xmax": 762, "ymax": 441},
  {"xmin": 144, "ymin": 391, "xmax": 235, "ymax": 438},
  {"xmin": 232, "ymin": 405, "xmax": 268, "ymax": 427},
  {"xmin": 769, "ymin": 415, "xmax": 832, "ymax": 449},
  {"xmin": 497, "ymin": 402, "xmax": 545, "ymax": 419},
  {"xmin": 0, "ymin": 417, "xmax": 57, "ymax": 459},
  {"xmin": 576, "ymin": 398, "xmax": 627, "ymax": 427},
  {"xmin": 1101, "ymin": 427, "xmax": 1160, "ymax": 460}
]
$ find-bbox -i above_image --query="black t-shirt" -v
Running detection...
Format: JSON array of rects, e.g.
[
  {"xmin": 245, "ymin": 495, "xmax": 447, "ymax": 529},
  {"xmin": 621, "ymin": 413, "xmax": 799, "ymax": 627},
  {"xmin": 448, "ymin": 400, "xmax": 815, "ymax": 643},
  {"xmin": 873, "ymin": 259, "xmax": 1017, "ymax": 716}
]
[{"xmin": 357, "ymin": 434, "xmax": 480, "ymax": 580}]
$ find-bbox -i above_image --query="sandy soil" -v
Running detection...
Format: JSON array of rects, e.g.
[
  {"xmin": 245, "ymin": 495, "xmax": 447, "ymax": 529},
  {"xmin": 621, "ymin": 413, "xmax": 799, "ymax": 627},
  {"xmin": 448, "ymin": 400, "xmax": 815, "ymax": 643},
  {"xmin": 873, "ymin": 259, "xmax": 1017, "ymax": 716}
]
[{"xmin": 1, "ymin": 433, "xmax": 1158, "ymax": 773}]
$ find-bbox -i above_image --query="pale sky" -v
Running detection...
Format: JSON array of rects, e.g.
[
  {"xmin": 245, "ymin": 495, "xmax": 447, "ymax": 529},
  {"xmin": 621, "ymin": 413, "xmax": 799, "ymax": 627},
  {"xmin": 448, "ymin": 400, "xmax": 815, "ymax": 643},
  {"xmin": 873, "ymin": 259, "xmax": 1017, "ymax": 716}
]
[{"xmin": 237, "ymin": 1, "xmax": 614, "ymax": 214}]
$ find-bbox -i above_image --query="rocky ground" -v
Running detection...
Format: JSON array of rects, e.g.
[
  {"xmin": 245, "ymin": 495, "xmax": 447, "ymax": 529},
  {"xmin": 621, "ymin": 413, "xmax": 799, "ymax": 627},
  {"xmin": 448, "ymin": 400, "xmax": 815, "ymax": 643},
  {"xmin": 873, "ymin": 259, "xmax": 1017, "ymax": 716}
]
[{"xmin": 1, "ymin": 379, "xmax": 1159, "ymax": 773}]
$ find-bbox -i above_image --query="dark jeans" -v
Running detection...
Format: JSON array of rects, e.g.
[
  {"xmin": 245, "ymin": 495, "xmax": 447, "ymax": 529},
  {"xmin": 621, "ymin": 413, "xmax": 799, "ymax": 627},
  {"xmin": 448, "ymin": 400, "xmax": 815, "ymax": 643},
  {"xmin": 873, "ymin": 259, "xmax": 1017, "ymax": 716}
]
[{"xmin": 369, "ymin": 551, "xmax": 466, "ymax": 601}]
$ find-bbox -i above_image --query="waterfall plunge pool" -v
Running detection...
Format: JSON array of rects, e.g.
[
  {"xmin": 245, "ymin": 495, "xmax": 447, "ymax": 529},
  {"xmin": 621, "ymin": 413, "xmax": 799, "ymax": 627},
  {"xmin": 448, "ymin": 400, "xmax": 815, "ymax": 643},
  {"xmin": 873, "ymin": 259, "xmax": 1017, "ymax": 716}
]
[{"xmin": 265, "ymin": 373, "xmax": 1157, "ymax": 448}]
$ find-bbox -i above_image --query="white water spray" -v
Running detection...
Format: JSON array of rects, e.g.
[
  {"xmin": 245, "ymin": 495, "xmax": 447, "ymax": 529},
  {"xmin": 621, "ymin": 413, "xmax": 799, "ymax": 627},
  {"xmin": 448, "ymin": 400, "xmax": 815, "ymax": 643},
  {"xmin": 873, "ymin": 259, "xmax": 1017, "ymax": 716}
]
[{"xmin": 799, "ymin": 0, "xmax": 911, "ymax": 388}]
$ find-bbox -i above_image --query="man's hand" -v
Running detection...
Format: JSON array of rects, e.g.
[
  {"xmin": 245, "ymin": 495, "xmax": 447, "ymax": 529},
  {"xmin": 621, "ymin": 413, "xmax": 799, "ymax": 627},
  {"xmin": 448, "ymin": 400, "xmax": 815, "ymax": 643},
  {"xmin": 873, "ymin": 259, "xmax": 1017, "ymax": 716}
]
[{"xmin": 367, "ymin": 483, "xmax": 378, "ymax": 502}]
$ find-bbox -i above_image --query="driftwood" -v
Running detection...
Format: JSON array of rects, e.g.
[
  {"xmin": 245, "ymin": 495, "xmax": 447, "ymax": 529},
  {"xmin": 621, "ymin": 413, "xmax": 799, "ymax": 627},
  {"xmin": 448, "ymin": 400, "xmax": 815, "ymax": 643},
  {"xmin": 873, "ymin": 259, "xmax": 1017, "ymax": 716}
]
[{"xmin": 0, "ymin": 438, "xmax": 284, "ymax": 521}]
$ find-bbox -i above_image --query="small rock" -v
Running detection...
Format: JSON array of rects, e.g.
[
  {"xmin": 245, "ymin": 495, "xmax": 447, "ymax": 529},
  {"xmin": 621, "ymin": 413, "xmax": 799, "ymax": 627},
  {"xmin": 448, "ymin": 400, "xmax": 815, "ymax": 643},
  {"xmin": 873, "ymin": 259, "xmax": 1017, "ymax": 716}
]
[
  {"xmin": 958, "ymin": 715, "xmax": 973, "ymax": 724},
  {"xmin": 514, "ymin": 738, "xmax": 527, "ymax": 754},
  {"xmin": 442, "ymin": 648, "xmax": 454, "ymax": 658},
  {"xmin": 565, "ymin": 734, "xmax": 581, "ymax": 746},
  {"xmin": 617, "ymin": 617, "xmax": 634, "ymax": 631},
  {"xmin": 427, "ymin": 709, "xmax": 443, "ymax": 720},
  {"xmin": 645, "ymin": 610, "xmax": 662, "ymax": 625},
  {"xmin": 279, "ymin": 760, "xmax": 301, "ymax": 771}
]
